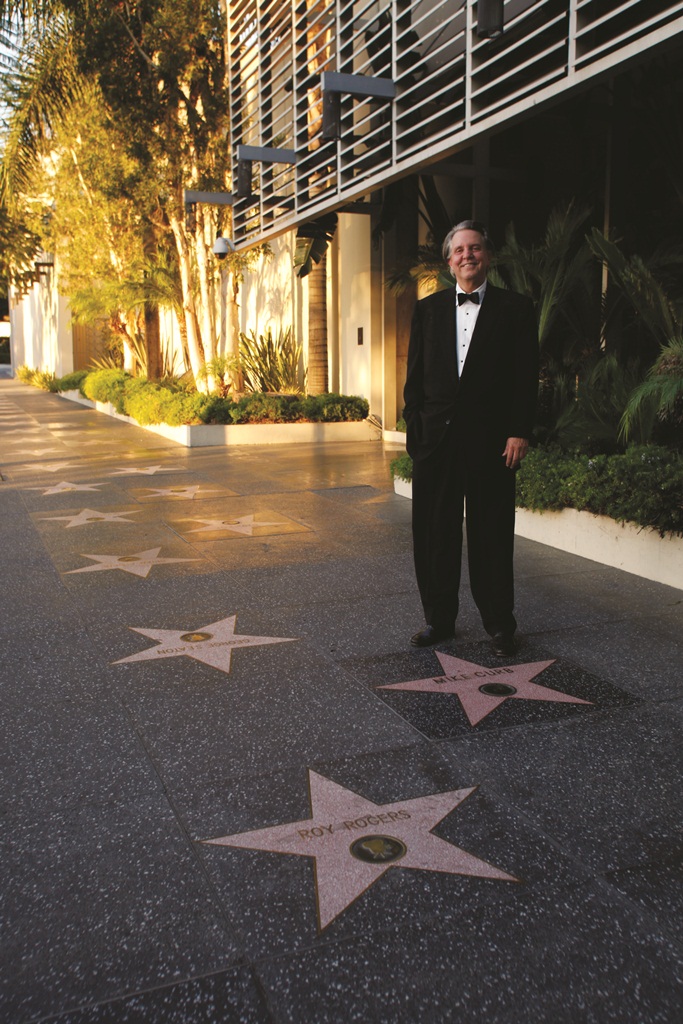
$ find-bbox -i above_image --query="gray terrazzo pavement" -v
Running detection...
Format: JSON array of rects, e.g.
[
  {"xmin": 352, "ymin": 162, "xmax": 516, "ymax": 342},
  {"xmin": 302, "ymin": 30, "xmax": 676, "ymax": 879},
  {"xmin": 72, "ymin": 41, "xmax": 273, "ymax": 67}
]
[{"xmin": 1, "ymin": 377, "xmax": 682, "ymax": 1024}]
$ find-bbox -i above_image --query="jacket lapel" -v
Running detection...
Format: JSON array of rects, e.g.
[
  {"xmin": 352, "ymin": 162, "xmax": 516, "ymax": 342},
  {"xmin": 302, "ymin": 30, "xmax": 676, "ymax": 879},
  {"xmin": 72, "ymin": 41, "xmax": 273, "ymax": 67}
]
[{"xmin": 436, "ymin": 288, "xmax": 458, "ymax": 381}]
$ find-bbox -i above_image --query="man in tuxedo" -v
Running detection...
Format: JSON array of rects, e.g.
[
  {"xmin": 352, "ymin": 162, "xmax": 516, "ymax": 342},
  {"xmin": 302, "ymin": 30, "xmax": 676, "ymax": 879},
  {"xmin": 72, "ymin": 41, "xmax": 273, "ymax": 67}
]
[{"xmin": 403, "ymin": 220, "xmax": 539, "ymax": 656}]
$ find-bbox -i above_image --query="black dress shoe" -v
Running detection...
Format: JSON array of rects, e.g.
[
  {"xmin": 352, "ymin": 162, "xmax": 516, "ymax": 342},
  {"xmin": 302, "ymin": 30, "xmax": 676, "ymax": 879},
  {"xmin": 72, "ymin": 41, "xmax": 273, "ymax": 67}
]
[
  {"xmin": 491, "ymin": 632, "xmax": 517, "ymax": 657},
  {"xmin": 410, "ymin": 624, "xmax": 454, "ymax": 647}
]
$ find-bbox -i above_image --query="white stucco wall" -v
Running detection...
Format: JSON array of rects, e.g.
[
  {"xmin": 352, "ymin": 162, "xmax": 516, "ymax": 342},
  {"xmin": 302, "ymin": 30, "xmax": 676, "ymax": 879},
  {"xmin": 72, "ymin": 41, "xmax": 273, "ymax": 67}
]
[
  {"xmin": 239, "ymin": 233, "xmax": 297, "ymax": 340},
  {"xmin": 234, "ymin": 219, "xmax": 376, "ymax": 403},
  {"xmin": 9, "ymin": 270, "xmax": 73, "ymax": 376},
  {"xmin": 338, "ymin": 213, "xmax": 372, "ymax": 399}
]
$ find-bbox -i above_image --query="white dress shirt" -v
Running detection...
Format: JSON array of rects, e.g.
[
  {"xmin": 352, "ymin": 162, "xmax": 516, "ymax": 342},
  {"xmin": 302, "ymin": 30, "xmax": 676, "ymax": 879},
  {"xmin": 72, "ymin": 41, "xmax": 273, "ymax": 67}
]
[{"xmin": 456, "ymin": 281, "xmax": 487, "ymax": 376}]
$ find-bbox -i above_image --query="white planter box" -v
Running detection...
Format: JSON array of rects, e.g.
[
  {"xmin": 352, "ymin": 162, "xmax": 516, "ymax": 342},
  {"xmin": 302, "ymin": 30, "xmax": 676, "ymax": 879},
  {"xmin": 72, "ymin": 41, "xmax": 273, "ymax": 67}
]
[
  {"xmin": 393, "ymin": 477, "xmax": 683, "ymax": 591},
  {"xmin": 59, "ymin": 391, "xmax": 378, "ymax": 446},
  {"xmin": 393, "ymin": 476, "xmax": 413, "ymax": 498},
  {"xmin": 382, "ymin": 429, "xmax": 407, "ymax": 445}
]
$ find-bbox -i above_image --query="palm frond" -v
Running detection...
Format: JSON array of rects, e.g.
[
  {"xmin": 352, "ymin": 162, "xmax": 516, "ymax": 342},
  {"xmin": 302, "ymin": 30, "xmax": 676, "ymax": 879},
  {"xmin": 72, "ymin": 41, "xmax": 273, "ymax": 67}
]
[
  {"xmin": 0, "ymin": 13, "xmax": 82, "ymax": 204},
  {"xmin": 620, "ymin": 336, "xmax": 683, "ymax": 439},
  {"xmin": 588, "ymin": 229, "xmax": 679, "ymax": 344}
]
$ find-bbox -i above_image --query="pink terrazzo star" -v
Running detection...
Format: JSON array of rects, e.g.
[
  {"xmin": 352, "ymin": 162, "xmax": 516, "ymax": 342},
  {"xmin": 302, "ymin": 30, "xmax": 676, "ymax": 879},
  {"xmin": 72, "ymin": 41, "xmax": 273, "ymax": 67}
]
[
  {"xmin": 202, "ymin": 770, "xmax": 517, "ymax": 930},
  {"xmin": 378, "ymin": 652, "xmax": 592, "ymax": 726},
  {"xmin": 114, "ymin": 614, "xmax": 297, "ymax": 673}
]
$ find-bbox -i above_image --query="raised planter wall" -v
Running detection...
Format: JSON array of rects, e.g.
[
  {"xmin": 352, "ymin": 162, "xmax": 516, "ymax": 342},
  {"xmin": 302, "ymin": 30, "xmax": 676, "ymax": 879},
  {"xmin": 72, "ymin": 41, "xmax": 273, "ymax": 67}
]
[
  {"xmin": 392, "ymin": 477, "xmax": 683, "ymax": 591},
  {"xmin": 60, "ymin": 391, "xmax": 379, "ymax": 446}
]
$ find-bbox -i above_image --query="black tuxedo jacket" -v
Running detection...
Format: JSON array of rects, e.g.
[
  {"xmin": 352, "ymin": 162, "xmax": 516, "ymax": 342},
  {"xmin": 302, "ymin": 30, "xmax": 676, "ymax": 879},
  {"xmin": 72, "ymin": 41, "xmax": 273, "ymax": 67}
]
[{"xmin": 403, "ymin": 283, "xmax": 539, "ymax": 462}]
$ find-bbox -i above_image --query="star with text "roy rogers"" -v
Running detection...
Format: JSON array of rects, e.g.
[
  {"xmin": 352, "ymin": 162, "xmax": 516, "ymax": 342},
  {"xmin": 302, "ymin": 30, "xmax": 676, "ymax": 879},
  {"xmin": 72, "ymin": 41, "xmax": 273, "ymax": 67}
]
[
  {"xmin": 114, "ymin": 614, "xmax": 297, "ymax": 674},
  {"xmin": 378, "ymin": 651, "xmax": 592, "ymax": 726},
  {"xmin": 202, "ymin": 770, "xmax": 517, "ymax": 930}
]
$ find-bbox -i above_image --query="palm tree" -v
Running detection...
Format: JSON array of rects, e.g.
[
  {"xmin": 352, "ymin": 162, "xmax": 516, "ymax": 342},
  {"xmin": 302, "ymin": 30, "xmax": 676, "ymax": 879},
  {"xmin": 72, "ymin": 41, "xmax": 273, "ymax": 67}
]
[
  {"xmin": 294, "ymin": 212, "xmax": 337, "ymax": 394},
  {"xmin": 0, "ymin": 0, "xmax": 237, "ymax": 388},
  {"xmin": 588, "ymin": 229, "xmax": 683, "ymax": 442}
]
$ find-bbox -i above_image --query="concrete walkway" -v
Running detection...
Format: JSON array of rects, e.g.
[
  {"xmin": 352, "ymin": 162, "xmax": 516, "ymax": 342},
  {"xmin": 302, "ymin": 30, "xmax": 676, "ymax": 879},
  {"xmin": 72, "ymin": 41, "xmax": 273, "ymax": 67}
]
[{"xmin": 1, "ymin": 377, "xmax": 682, "ymax": 1023}]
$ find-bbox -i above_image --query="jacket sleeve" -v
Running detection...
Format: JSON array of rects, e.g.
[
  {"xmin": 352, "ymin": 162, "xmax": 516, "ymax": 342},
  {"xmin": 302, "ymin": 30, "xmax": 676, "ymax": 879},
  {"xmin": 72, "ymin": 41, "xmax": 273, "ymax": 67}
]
[
  {"xmin": 508, "ymin": 295, "xmax": 540, "ymax": 440},
  {"xmin": 403, "ymin": 299, "xmax": 428, "ymax": 458}
]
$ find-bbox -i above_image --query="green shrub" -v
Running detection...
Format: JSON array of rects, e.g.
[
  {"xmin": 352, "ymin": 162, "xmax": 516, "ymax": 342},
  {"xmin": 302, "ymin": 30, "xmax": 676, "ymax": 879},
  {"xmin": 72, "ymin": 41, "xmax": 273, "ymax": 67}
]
[
  {"xmin": 198, "ymin": 392, "xmax": 368, "ymax": 425},
  {"xmin": 301, "ymin": 394, "xmax": 370, "ymax": 422},
  {"xmin": 515, "ymin": 447, "xmax": 581, "ymax": 511},
  {"xmin": 517, "ymin": 444, "xmax": 683, "ymax": 535},
  {"xmin": 18, "ymin": 365, "xmax": 369, "ymax": 429},
  {"xmin": 53, "ymin": 370, "xmax": 89, "ymax": 394},
  {"xmin": 82, "ymin": 368, "xmax": 132, "ymax": 411},
  {"xmin": 123, "ymin": 382, "xmax": 206, "ymax": 425},
  {"xmin": 391, "ymin": 444, "xmax": 683, "ymax": 535},
  {"xmin": 390, "ymin": 453, "xmax": 413, "ymax": 482},
  {"xmin": 196, "ymin": 395, "xmax": 233, "ymax": 424},
  {"xmin": 16, "ymin": 364, "xmax": 57, "ymax": 390}
]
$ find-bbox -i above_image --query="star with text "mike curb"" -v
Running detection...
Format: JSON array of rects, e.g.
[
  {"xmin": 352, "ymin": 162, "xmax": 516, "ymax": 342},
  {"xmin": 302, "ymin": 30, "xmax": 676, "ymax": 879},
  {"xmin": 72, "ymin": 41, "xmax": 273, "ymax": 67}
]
[
  {"xmin": 202, "ymin": 770, "xmax": 518, "ymax": 930},
  {"xmin": 378, "ymin": 651, "xmax": 592, "ymax": 726},
  {"xmin": 114, "ymin": 614, "xmax": 297, "ymax": 674}
]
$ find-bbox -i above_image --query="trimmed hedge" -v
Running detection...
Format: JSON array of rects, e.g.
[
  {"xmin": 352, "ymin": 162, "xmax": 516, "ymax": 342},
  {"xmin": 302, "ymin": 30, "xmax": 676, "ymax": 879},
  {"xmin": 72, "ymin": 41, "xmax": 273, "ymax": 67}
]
[
  {"xmin": 516, "ymin": 445, "xmax": 683, "ymax": 536},
  {"xmin": 46, "ymin": 368, "xmax": 369, "ymax": 427},
  {"xmin": 391, "ymin": 445, "xmax": 683, "ymax": 536},
  {"xmin": 199, "ymin": 392, "xmax": 369, "ymax": 425}
]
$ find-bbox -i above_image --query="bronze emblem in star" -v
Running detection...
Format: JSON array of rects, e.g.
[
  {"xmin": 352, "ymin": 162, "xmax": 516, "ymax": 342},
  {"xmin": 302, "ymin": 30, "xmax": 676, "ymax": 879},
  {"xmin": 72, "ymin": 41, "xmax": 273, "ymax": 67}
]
[
  {"xmin": 180, "ymin": 513, "xmax": 295, "ymax": 535},
  {"xmin": 136, "ymin": 485, "xmax": 223, "ymax": 499},
  {"xmin": 378, "ymin": 651, "xmax": 592, "ymax": 725},
  {"xmin": 114, "ymin": 614, "xmax": 297, "ymax": 673},
  {"xmin": 202, "ymin": 770, "xmax": 518, "ymax": 930}
]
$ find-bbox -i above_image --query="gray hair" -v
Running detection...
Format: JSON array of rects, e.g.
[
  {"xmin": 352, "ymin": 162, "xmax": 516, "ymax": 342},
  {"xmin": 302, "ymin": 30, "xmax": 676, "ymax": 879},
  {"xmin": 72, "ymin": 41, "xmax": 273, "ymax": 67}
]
[{"xmin": 442, "ymin": 220, "xmax": 493, "ymax": 261}]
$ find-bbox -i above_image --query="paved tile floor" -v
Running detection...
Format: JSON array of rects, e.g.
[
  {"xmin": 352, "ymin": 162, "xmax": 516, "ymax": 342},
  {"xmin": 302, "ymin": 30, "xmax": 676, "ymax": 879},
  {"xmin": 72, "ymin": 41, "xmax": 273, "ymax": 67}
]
[{"xmin": 1, "ymin": 378, "xmax": 682, "ymax": 1023}]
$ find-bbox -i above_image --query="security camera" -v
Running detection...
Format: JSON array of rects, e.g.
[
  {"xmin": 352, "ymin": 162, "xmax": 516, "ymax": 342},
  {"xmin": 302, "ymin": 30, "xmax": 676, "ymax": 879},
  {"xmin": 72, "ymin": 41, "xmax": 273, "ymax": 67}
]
[{"xmin": 213, "ymin": 236, "xmax": 235, "ymax": 260}]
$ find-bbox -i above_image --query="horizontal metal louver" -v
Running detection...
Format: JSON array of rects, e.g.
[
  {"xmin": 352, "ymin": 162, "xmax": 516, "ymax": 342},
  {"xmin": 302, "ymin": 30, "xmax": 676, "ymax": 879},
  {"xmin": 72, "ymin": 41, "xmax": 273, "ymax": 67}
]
[{"xmin": 227, "ymin": 0, "xmax": 683, "ymax": 246}]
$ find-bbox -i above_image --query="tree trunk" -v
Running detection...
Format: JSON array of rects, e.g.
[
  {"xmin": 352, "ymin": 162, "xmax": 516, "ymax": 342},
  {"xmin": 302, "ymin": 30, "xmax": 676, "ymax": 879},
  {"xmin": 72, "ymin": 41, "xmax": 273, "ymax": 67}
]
[
  {"xmin": 144, "ymin": 302, "xmax": 162, "ymax": 378},
  {"xmin": 307, "ymin": 251, "xmax": 328, "ymax": 394},
  {"xmin": 196, "ymin": 206, "xmax": 216, "ymax": 360},
  {"xmin": 169, "ymin": 211, "xmax": 207, "ymax": 389}
]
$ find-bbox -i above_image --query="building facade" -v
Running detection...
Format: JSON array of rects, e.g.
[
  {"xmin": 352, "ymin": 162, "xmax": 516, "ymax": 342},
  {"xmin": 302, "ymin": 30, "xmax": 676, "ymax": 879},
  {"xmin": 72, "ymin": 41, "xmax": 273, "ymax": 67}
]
[
  {"xmin": 229, "ymin": 0, "xmax": 683, "ymax": 427},
  {"xmin": 9, "ymin": 1, "xmax": 683, "ymax": 420}
]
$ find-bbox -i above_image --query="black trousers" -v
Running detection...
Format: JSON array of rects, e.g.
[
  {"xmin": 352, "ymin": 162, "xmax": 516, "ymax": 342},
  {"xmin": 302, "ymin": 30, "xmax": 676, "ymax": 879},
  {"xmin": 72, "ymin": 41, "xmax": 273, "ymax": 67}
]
[{"xmin": 411, "ymin": 430, "xmax": 517, "ymax": 636}]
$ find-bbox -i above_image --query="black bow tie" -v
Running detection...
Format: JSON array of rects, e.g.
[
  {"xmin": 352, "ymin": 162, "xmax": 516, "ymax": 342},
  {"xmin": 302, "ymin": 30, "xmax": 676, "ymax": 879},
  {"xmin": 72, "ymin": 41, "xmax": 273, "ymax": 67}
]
[{"xmin": 457, "ymin": 291, "xmax": 480, "ymax": 305}]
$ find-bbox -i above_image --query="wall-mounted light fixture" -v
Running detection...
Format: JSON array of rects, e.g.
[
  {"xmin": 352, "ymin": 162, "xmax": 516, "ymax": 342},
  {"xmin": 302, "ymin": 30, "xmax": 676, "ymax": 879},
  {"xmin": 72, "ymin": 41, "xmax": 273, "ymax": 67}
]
[
  {"xmin": 321, "ymin": 72, "xmax": 396, "ymax": 140},
  {"xmin": 183, "ymin": 189, "xmax": 235, "ymax": 232},
  {"xmin": 33, "ymin": 252, "xmax": 55, "ymax": 282},
  {"xmin": 476, "ymin": 0, "xmax": 505, "ymax": 39},
  {"xmin": 235, "ymin": 145, "xmax": 297, "ymax": 200}
]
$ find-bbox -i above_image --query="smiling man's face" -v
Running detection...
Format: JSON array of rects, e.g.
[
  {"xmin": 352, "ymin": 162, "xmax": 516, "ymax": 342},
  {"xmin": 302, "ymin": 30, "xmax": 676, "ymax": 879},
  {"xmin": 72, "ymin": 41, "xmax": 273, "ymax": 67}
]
[{"xmin": 447, "ymin": 229, "xmax": 491, "ymax": 292}]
